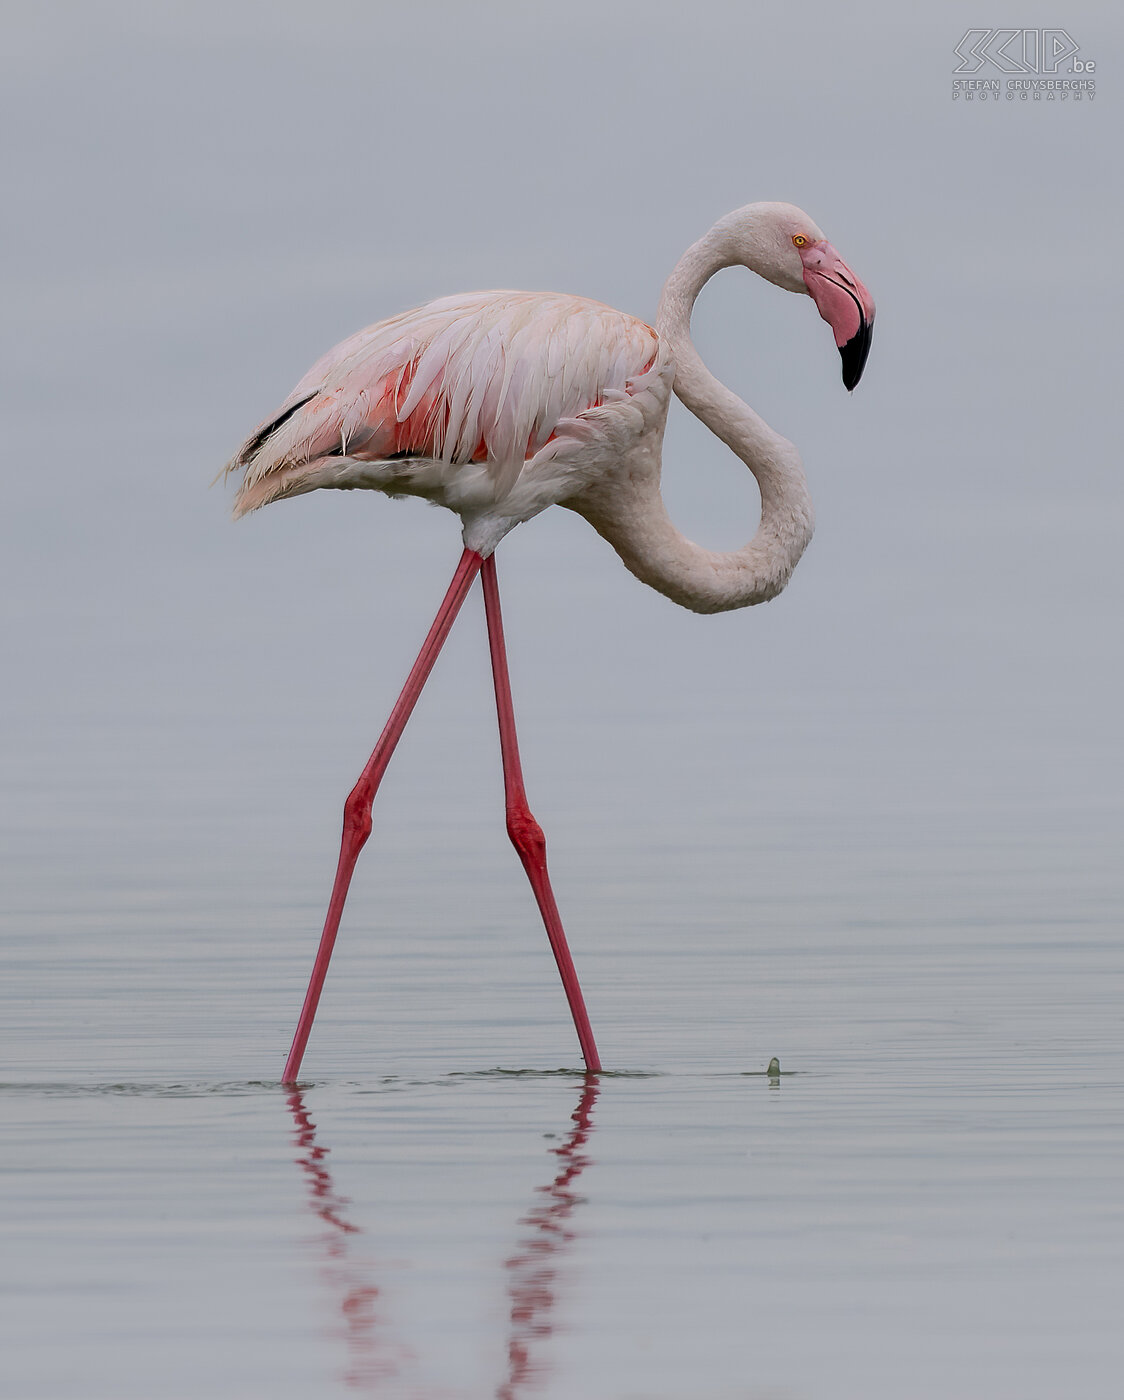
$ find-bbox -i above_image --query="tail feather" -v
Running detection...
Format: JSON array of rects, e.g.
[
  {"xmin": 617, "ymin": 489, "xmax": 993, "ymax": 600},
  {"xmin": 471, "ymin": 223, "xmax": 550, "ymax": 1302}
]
[
  {"xmin": 231, "ymin": 462, "xmax": 322, "ymax": 518},
  {"xmin": 226, "ymin": 389, "xmax": 359, "ymax": 518},
  {"xmin": 236, "ymin": 392, "xmax": 318, "ymax": 464}
]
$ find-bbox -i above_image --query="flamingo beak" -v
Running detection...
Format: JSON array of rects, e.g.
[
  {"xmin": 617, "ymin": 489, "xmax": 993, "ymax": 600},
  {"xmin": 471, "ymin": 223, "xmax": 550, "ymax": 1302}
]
[{"xmin": 799, "ymin": 241, "xmax": 876, "ymax": 390}]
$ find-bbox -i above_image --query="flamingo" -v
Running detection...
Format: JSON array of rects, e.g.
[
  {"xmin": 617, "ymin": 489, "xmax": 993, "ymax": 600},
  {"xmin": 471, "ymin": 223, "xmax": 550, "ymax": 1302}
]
[{"xmin": 225, "ymin": 201, "xmax": 875, "ymax": 1082}]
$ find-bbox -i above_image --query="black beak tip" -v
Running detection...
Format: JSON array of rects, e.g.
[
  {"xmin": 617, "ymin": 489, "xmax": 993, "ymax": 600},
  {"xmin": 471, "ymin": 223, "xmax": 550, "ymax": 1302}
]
[{"xmin": 839, "ymin": 317, "xmax": 873, "ymax": 391}]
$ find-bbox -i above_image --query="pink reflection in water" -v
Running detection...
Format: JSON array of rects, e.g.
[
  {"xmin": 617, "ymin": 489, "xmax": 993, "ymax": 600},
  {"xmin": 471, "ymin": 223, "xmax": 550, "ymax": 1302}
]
[
  {"xmin": 287, "ymin": 1088, "xmax": 416, "ymax": 1392},
  {"xmin": 286, "ymin": 1080, "xmax": 600, "ymax": 1398},
  {"xmin": 498, "ymin": 1077, "xmax": 599, "ymax": 1399}
]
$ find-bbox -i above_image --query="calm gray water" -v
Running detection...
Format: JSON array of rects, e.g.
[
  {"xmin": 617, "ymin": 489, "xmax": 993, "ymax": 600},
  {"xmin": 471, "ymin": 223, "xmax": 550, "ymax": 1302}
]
[
  {"xmin": 4, "ymin": 652, "xmax": 1122, "ymax": 1398},
  {"xmin": 4, "ymin": 4, "xmax": 1123, "ymax": 1397}
]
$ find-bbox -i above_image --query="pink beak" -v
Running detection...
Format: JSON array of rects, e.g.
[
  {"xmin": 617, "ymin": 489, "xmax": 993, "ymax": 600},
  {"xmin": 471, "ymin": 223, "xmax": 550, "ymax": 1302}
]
[{"xmin": 799, "ymin": 240, "xmax": 876, "ymax": 390}]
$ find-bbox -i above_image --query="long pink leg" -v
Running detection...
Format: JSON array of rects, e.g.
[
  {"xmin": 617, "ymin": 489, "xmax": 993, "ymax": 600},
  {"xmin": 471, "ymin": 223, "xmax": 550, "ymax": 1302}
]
[
  {"xmin": 282, "ymin": 547, "xmax": 484, "ymax": 1083},
  {"xmin": 480, "ymin": 553, "xmax": 602, "ymax": 1072}
]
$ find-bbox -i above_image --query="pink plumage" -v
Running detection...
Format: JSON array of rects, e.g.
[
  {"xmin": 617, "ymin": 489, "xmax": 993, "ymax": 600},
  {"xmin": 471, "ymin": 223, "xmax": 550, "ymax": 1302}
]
[{"xmin": 229, "ymin": 291, "xmax": 659, "ymax": 518}]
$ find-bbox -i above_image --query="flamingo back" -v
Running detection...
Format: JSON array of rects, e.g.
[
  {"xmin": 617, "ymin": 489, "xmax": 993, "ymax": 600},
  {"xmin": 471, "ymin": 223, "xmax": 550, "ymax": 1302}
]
[{"xmin": 227, "ymin": 291, "xmax": 659, "ymax": 517}]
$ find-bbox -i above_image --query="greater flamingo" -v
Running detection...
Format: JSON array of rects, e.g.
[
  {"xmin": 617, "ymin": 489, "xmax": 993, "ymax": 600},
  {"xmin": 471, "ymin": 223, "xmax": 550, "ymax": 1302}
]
[{"xmin": 226, "ymin": 201, "xmax": 875, "ymax": 1081}]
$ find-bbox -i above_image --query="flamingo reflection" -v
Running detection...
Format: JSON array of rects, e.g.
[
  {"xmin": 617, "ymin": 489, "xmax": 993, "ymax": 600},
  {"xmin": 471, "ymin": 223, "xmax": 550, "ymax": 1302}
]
[
  {"xmin": 287, "ymin": 1088, "xmax": 414, "ymax": 1391},
  {"xmin": 498, "ymin": 1075, "xmax": 599, "ymax": 1399},
  {"xmin": 286, "ymin": 1078, "xmax": 600, "ymax": 1399}
]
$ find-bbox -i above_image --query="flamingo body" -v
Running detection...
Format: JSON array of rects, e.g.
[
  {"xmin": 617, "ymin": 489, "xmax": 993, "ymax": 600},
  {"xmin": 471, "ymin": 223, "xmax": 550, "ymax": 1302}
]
[{"xmin": 229, "ymin": 291, "xmax": 671, "ymax": 555}]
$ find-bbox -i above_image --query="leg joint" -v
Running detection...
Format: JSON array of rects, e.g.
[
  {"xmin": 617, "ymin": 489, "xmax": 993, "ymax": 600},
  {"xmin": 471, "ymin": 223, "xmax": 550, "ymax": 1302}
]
[
  {"xmin": 506, "ymin": 805, "xmax": 546, "ymax": 864},
  {"xmin": 342, "ymin": 784, "xmax": 373, "ymax": 846}
]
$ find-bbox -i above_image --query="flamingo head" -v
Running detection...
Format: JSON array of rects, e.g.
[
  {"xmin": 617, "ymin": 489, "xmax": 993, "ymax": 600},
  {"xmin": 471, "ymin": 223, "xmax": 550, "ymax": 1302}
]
[{"xmin": 716, "ymin": 202, "xmax": 876, "ymax": 391}]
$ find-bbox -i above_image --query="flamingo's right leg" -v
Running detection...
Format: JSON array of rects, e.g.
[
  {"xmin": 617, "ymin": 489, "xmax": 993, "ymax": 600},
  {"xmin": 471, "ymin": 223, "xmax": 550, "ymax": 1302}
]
[
  {"xmin": 480, "ymin": 553, "xmax": 602, "ymax": 1073},
  {"xmin": 282, "ymin": 547, "xmax": 484, "ymax": 1083}
]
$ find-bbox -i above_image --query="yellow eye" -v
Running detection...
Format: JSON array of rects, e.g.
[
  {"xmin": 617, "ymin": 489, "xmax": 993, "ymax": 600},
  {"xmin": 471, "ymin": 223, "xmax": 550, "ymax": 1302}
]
[{"xmin": 792, "ymin": 234, "xmax": 808, "ymax": 248}]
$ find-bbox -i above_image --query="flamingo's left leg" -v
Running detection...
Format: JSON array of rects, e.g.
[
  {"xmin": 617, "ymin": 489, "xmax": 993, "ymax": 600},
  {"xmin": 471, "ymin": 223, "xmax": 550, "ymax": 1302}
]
[
  {"xmin": 480, "ymin": 553, "xmax": 602, "ymax": 1072},
  {"xmin": 282, "ymin": 547, "xmax": 484, "ymax": 1083}
]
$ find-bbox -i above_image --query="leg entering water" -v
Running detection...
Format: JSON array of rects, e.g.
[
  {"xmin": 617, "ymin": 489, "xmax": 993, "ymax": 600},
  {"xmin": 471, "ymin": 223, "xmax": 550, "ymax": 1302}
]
[
  {"xmin": 281, "ymin": 548, "xmax": 484, "ymax": 1084},
  {"xmin": 480, "ymin": 553, "xmax": 602, "ymax": 1073}
]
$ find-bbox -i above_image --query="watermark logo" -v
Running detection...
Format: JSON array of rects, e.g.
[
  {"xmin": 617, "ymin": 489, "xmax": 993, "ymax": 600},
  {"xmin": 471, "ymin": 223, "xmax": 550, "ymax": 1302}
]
[
  {"xmin": 952, "ymin": 29, "xmax": 1097, "ymax": 100},
  {"xmin": 954, "ymin": 29, "xmax": 1085, "ymax": 73}
]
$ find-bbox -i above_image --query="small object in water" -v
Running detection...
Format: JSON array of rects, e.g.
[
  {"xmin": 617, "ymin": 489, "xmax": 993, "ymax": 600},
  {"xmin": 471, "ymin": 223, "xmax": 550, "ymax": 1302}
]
[{"xmin": 767, "ymin": 1057, "xmax": 781, "ymax": 1077}]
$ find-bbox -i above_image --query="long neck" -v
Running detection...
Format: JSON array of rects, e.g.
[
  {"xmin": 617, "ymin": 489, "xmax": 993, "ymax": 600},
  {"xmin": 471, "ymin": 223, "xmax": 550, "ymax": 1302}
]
[{"xmin": 578, "ymin": 227, "xmax": 814, "ymax": 615}]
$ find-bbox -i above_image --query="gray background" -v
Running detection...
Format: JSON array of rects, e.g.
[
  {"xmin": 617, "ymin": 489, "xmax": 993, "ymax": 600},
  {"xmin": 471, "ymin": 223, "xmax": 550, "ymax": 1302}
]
[
  {"xmin": 2, "ymin": 5, "xmax": 1122, "ymax": 1398},
  {"xmin": 3, "ymin": 2, "xmax": 1119, "ymax": 923}
]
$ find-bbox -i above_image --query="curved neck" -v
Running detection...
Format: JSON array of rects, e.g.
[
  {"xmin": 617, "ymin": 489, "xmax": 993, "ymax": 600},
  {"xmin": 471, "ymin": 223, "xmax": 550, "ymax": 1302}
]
[{"xmin": 579, "ymin": 226, "xmax": 814, "ymax": 615}]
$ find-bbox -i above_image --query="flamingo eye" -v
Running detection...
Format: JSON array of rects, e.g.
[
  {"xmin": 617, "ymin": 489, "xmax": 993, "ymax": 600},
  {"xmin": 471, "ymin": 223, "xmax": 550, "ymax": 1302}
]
[{"xmin": 792, "ymin": 234, "xmax": 809, "ymax": 248}]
